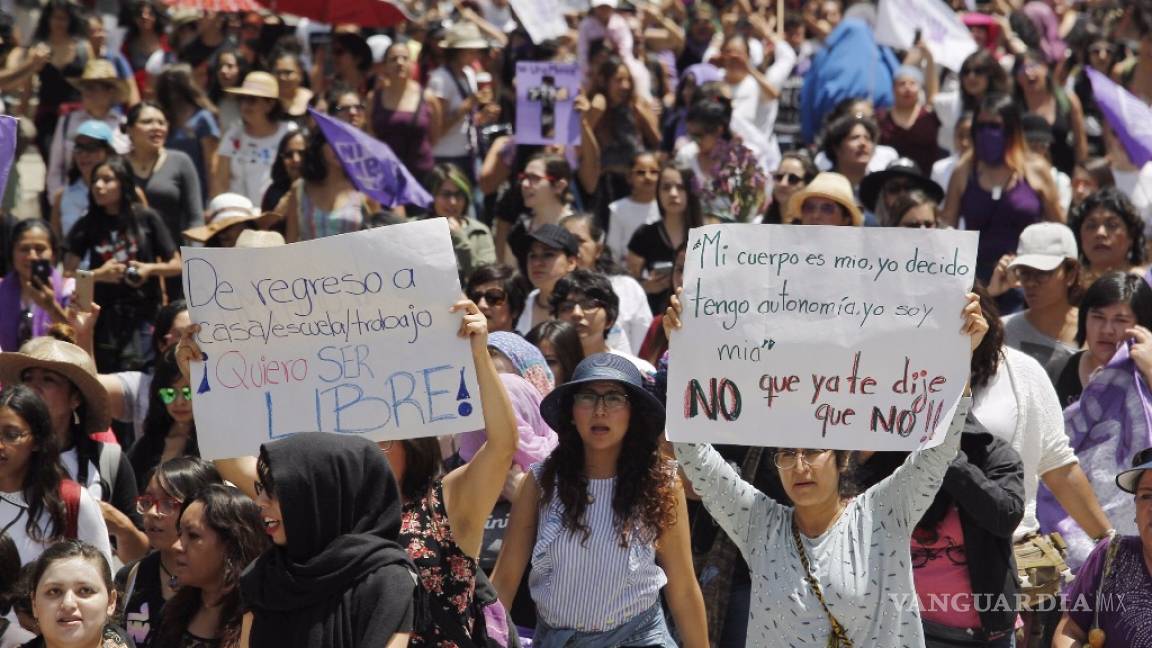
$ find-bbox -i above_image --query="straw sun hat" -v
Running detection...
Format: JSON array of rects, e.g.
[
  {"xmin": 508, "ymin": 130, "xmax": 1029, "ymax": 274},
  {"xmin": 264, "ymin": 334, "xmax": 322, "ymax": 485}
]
[{"xmin": 0, "ymin": 338, "xmax": 111, "ymax": 434}]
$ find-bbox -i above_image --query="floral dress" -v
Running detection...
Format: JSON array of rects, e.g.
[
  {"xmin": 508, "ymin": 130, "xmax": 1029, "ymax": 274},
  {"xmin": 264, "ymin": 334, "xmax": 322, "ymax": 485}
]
[{"xmin": 401, "ymin": 481, "xmax": 478, "ymax": 647}]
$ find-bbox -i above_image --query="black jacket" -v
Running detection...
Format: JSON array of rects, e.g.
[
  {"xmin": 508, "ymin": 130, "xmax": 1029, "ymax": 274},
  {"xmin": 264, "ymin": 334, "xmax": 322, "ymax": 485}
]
[{"xmin": 858, "ymin": 418, "xmax": 1025, "ymax": 637}]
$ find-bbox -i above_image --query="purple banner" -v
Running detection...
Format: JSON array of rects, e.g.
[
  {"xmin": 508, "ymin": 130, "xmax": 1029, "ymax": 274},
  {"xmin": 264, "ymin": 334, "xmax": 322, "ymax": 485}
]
[
  {"xmin": 1087, "ymin": 68, "xmax": 1152, "ymax": 167},
  {"xmin": 0, "ymin": 116, "xmax": 17, "ymax": 204},
  {"xmin": 515, "ymin": 62, "xmax": 581, "ymax": 147},
  {"xmin": 309, "ymin": 108, "xmax": 432, "ymax": 208}
]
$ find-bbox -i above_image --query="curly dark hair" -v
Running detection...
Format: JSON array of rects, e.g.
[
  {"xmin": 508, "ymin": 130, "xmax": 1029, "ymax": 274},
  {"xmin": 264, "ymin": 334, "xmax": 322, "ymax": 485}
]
[
  {"xmin": 549, "ymin": 269, "xmax": 620, "ymax": 338},
  {"xmin": 821, "ymin": 113, "xmax": 879, "ymax": 168},
  {"xmin": 969, "ymin": 282, "xmax": 1004, "ymax": 391},
  {"xmin": 0, "ymin": 385, "xmax": 65, "ymax": 543},
  {"xmin": 155, "ymin": 485, "xmax": 268, "ymax": 648},
  {"xmin": 537, "ymin": 389, "xmax": 676, "ymax": 547},
  {"xmin": 1068, "ymin": 186, "xmax": 1147, "ymax": 268}
]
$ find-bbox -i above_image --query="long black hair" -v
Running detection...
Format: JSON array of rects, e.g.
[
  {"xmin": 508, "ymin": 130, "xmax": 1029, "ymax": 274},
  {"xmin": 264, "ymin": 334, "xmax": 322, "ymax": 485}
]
[
  {"xmin": 86, "ymin": 158, "xmax": 145, "ymax": 242},
  {"xmin": 131, "ymin": 349, "xmax": 198, "ymax": 492},
  {"xmin": 150, "ymin": 456, "xmax": 221, "ymax": 504},
  {"xmin": 33, "ymin": 0, "xmax": 87, "ymax": 42},
  {"xmin": 0, "ymin": 386, "xmax": 66, "ymax": 542}
]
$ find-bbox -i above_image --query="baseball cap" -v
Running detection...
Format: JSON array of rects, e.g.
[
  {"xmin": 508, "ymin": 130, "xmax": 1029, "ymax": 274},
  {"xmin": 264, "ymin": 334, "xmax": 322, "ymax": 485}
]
[
  {"xmin": 591, "ymin": 0, "xmax": 619, "ymax": 8},
  {"xmin": 1009, "ymin": 223, "xmax": 1078, "ymax": 272},
  {"xmin": 74, "ymin": 120, "xmax": 114, "ymax": 144},
  {"xmin": 525, "ymin": 224, "xmax": 579, "ymax": 257}
]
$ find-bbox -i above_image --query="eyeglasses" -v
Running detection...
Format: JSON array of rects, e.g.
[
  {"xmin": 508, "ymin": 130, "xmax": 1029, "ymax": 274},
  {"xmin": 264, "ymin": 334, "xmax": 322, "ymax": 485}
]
[
  {"xmin": 557, "ymin": 298, "xmax": 605, "ymax": 314},
  {"xmin": 911, "ymin": 537, "xmax": 968, "ymax": 568},
  {"xmin": 334, "ymin": 103, "xmax": 366, "ymax": 114},
  {"xmin": 437, "ymin": 190, "xmax": 468, "ymax": 201},
  {"xmin": 773, "ymin": 449, "xmax": 833, "ymax": 470},
  {"xmin": 773, "ymin": 172, "xmax": 803, "ymax": 185},
  {"xmin": 468, "ymin": 288, "xmax": 507, "ymax": 306},
  {"xmin": 519, "ymin": 172, "xmax": 555, "ymax": 186},
  {"xmin": 135, "ymin": 494, "xmax": 181, "ymax": 517},
  {"xmin": 158, "ymin": 386, "xmax": 193, "ymax": 405},
  {"xmin": 0, "ymin": 427, "xmax": 30, "ymax": 445},
  {"xmin": 572, "ymin": 391, "xmax": 630, "ymax": 411},
  {"xmin": 1013, "ymin": 266, "xmax": 1059, "ymax": 284}
]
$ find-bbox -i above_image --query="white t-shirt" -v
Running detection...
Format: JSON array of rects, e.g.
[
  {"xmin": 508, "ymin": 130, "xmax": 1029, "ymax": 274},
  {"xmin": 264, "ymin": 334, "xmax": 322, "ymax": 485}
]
[
  {"xmin": 218, "ymin": 121, "xmax": 297, "ymax": 205},
  {"xmin": 607, "ymin": 198, "xmax": 660, "ymax": 264},
  {"xmin": 428, "ymin": 66, "xmax": 478, "ymax": 158},
  {"xmin": 0, "ymin": 486, "xmax": 112, "ymax": 567},
  {"xmin": 60, "ymin": 447, "xmax": 107, "ymax": 503},
  {"xmin": 609, "ymin": 274, "xmax": 653, "ymax": 357}
]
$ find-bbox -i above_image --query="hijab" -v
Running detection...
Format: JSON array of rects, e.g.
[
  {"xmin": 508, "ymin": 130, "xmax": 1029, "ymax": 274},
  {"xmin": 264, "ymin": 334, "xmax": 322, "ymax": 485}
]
[
  {"xmin": 488, "ymin": 331, "xmax": 555, "ymax": 397},
  {"xmin": 457, "ymin": 373, "xmax": 558, "ymax": 470},
  {"xmin": 240, "ymin": 433, "xmax": 417, "ymax": 648}
]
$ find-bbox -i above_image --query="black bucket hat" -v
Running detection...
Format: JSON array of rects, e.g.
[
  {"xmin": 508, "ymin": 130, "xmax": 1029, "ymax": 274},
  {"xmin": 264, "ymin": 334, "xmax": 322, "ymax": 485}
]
[
  {"xmin": 539, "ymin": 353, "xmax": 664, "ymax": 432},
  {"xmin": 858, "ymin": 157, "xmax": 944, "ymax": 212}
]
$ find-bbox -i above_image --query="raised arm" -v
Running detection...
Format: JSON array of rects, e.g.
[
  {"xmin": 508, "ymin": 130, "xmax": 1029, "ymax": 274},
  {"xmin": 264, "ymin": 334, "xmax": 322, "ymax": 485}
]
[{"xmin": 441, "ymin": 299, "xmax": 518, "ymax": 559}]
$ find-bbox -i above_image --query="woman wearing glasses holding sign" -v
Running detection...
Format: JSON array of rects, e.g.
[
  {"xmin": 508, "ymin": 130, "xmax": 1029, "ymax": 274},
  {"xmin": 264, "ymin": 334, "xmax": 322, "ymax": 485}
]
[
  {"xmin": 664, "ymin": 290, "xmax": 988, "ymax": 647},
  {"xmin": 492, "ymin": 353, "xmax": 708, "ymax": 647}
]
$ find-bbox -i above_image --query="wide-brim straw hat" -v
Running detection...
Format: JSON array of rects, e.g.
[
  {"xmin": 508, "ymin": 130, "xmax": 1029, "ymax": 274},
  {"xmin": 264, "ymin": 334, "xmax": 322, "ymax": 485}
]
[
  {"xmin": 225, "ymin": 71, "xmax": 280, "ymax": 100},
  {"xmin": 68, "ymin": 60, "xmax": 128, "ymax": 104},
  {"xmin": 438, "ymin": 22, "xmax": 488, "ymax": 49},
  {"xmin": 786, "ymin": 172, "xmax": 864, "ymax": 226},
  {"xmin": 0, "ymin": 338, "xmax": 111, "ymax": 434}
]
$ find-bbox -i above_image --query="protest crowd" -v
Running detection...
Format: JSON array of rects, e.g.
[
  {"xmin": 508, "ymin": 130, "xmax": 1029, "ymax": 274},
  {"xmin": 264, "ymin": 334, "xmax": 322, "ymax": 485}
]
[{"xmin": 7, "ymin": 0, "xmax": 1152, "ymax": 646}]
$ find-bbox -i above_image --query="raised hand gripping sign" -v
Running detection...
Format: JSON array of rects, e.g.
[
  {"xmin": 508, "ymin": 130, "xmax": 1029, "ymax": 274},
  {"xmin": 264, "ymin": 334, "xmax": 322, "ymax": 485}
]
[
  {"xmin": 182, "ymin": 219, "xmax": 483, "ymax": 459},
  {"xmin": 666, "ymin": 224, "xmax": 978, "ymax": 451}
]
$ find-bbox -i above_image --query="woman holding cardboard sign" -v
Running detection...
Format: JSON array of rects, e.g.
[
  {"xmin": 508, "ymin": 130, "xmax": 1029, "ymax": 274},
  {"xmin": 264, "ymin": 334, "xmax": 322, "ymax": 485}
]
[
  {"xmin": 180, "ymin": 297, "xmax": 520, "ymax": 646},
  {"xmin": 664, "ymin": 289, "xmax": 988, "ymax": 648}
]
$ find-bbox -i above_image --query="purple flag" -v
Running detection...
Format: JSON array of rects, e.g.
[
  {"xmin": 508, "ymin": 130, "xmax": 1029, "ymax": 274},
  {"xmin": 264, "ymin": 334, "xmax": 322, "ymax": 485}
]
[
  {"xmin": 308, "ymin": 108, "xmax": 432, "ymax": 208},
  {"xmin": 1086, "ymin": 68, "xmax": 1152, "ymax": 167},
  {"xmin": 0, "ymin": 116, "xmax": 17, "ymax": 204}
]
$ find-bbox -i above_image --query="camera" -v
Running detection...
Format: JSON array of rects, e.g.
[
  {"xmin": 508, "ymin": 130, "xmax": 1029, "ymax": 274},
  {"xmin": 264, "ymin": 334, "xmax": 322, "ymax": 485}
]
[{"xmin": 123, "ymin": 266, "xmax": 144, "ymax": 287}]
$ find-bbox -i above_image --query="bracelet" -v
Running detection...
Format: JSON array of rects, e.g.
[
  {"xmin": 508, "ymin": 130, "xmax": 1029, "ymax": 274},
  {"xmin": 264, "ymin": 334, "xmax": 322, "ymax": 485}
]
[{"xmin": 1093, "ymin": 528, "xmax": 1117, "ymax": 542}]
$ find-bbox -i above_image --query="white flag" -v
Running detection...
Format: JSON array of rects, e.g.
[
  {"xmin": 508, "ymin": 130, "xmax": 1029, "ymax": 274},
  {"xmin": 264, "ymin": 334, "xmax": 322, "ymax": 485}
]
[{"xmin": 875, "ymin": 0, "xmax": 978, "ymax": 72}]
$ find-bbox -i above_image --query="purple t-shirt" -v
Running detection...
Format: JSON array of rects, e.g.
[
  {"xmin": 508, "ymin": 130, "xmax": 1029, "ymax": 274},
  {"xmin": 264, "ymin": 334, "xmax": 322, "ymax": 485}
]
[{"xmin": 1065, "ymin": 536, "xmax": 1152, "ymax": 644}]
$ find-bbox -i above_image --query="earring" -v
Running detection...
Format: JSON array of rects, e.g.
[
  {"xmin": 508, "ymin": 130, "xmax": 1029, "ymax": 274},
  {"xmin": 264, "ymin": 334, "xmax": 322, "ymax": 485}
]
[{"xmin": 72, "ymin": 410, "xmax": 80, "ymax": 426}]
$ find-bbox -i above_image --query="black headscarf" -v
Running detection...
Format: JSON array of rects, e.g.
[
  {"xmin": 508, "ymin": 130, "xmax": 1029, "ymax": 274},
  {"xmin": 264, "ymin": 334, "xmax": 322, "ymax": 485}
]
[{"xmin": 240, "ymin": 433, "xmax": 417, "ymax": 648}]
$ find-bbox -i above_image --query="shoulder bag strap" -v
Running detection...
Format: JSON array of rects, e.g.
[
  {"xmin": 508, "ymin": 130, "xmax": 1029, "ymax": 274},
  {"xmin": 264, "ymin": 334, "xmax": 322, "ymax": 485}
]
[
  {"xmin": 1091, "ymin": 535, "xmax": 1122, "ymax": 634},
  {"xmin": 792, "ymin": 517, "xmax": 853, "ymax": 648}
]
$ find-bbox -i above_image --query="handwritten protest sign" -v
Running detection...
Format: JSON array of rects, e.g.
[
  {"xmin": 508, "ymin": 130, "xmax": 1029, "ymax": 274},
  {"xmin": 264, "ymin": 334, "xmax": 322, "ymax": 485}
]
[
  {"xmin": 666, "ymin": 225, "xmax": 978, "ymax": 451},
  {"xmin": 515, "ymin": 62, "xmax": 581, "ymax": 147},
  {"xmin": 182, "ymin": 220, "xmax": 482, "ymax": 459},
  {"xmin": 509, "ymin": 0, "xmax": 569, "ymax": 43},
  {"xmin": 875, "ymin": 0, "xmax": 977, "ymax": 72}
]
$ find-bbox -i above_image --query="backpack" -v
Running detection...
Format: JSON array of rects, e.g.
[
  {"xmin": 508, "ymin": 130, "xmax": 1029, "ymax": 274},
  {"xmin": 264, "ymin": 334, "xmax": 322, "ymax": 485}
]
[
  {"xmin": 61, "ymin": 479, "xmax": 81, "ymax": 539},
  {"xmin": 428, "ymin": 569, "xmax": 521, "ymax": 648}
]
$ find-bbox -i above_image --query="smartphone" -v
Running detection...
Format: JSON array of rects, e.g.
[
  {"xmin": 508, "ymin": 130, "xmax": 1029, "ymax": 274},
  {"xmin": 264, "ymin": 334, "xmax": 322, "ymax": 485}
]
[
  {"xmin": 31, "ymin": 259, "xmax": 52, "ymax": 285},
  {"xmin": 74, "ymin": 270, "xmax": 94, "ymax": 311},
  {"xmin": 650, "ymin": 261, "xmax": 674, "ymax": 278}
]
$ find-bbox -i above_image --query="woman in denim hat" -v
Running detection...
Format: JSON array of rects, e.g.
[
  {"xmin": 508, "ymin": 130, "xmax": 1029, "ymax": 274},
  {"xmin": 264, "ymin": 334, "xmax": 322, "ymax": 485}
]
[{"xmin": 493, "ymin": 353, "xmax": 707, "ymax": 647}]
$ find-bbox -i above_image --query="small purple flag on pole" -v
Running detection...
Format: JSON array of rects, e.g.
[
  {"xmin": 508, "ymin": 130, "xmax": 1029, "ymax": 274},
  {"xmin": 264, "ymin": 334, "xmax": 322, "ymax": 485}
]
[
  {"xmin": 1087, "ymin": 68, "xmax": 1152, "ymax": 167},
  {"xmin": 0, "ymin": 116, "xmax": 18, "ymax": 204},
  {"xmin": 308, "ymin": 108, "xmax": 433, "ymax": 208}
]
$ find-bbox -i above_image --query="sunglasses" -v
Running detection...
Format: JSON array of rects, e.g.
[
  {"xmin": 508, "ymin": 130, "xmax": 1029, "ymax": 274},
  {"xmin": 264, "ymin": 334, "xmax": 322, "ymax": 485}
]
[
  {"xmin": 518, "ymin": 172, "xmax": 556, "ymax": 185},
  {"xmin": 334, "ymin": 103, "xmax": 366, "ymax": 114},
  {"xmin": 468, "ymin": 288, "xmax": 507, "ymax": 306},
  {"xmin": 773, "ymin": 172, "xmax": 803, "ymax": 185},
  {"xmin": 158, "ymin": 386, "xmax": 193, "ymax": 405}
]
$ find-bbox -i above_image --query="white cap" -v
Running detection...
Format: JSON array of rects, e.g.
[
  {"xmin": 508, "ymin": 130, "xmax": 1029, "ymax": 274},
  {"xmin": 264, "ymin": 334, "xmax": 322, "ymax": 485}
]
[
  {"xmin": 1009, "ymin": 222, "xmax": 1078, "ymax": 272},
  {"xmin": 367, "ymin": 34, "xmax": 393, "ymax": 64},
  {"xmin": 591, "ymin": 0, "xmax": 618, "ymax": 8}
]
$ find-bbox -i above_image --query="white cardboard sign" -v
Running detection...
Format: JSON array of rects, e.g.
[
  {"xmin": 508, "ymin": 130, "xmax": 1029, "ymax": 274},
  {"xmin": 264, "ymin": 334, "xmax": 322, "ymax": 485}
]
[
  {"xmin": 182, "ymin": 219, "xmax": 482, "ymax": 459},
  {"xmin": 665, "ymin": 224, "xmax": 978, "ymax": 450}
]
